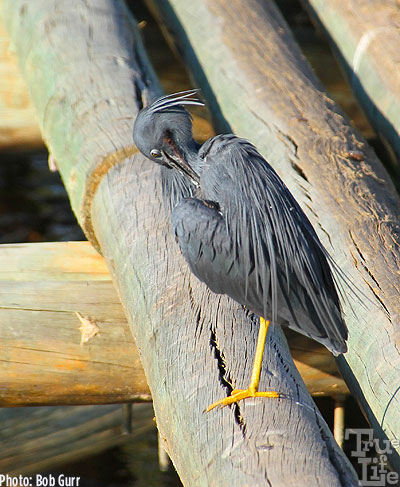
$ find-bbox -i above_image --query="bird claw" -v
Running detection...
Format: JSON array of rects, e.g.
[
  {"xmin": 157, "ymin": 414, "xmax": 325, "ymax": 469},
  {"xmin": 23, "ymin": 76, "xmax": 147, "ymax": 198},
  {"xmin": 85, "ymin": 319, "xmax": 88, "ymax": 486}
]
[{"xmin": 205, "ymin": 388, "xmax": 283, "ymax": 413}]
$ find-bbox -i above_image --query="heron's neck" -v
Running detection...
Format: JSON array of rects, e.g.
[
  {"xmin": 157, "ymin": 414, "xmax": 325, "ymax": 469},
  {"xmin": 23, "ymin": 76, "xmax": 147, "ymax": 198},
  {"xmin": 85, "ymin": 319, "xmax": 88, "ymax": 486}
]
[
  {"xmin": 161, "ymin": 139, "xmax": 200, "ymax": 211},
  {"xmin": 185, "ymin": 139, "xmax": 202, "ymax": 174}
]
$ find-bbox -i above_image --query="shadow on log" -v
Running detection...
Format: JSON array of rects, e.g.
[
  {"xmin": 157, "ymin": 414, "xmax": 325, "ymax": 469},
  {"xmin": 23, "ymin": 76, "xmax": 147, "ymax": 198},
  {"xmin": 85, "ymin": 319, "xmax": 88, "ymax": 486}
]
[
  {"xmin": 0, "ymin": 403, "xmax": 154, "ymax": 474},
  {"xmin": 1, "ymin": 1, "xmax": 359, "ymax": 485}
]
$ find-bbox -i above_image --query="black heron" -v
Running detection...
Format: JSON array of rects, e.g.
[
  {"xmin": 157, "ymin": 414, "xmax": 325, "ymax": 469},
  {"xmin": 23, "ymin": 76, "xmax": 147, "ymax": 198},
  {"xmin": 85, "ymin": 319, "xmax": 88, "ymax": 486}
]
[{"xmin": 133, "ymin": 90, "xmax": 348, "ymax": 412}]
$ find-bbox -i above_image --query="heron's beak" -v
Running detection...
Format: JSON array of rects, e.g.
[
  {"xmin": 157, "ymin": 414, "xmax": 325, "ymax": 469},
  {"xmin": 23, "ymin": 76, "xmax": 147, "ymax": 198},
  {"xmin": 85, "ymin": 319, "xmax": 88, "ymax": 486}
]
[{"xmin": 162, "ymin": 149, "xmax": 200, "ymax": 187}]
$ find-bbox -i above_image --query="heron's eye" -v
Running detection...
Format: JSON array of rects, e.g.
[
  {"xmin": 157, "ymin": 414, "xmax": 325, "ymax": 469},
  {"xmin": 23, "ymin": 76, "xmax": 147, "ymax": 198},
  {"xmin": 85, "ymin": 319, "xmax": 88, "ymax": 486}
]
[{"xmin": 150, "ymin": 149, "xmax": 161, "ymax": 158}]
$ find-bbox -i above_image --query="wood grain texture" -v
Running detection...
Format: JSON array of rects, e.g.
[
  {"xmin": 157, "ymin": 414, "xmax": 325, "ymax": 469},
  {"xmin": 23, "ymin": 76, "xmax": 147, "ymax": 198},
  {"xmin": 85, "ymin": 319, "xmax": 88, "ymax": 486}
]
[
  {"xmin": 0, "ymin": 242, "xmax": 347, "ymax": 405},
  {"xmin": 0, "ymin": 241, "xmax": 150, "ymax": 406},
  {"xmin": 303, "ymin": 0, "xmax": 400, "ymax": 169},
  {"xmin": 146, "ymin": 0, "xmax": 400, "ymax": 473},
  {"xmin": 1, "ymin": 1, "xmax": 357, "ymax": 485},
  {"xmin": 0, "ymin": 403, "xmax": 154, "ymax": 474}
]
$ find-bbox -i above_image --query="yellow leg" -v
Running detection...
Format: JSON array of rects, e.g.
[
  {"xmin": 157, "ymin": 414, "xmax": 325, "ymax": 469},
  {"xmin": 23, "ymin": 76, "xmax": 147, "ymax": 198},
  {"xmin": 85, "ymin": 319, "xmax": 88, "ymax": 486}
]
[{"xmin": 206, "ymin": 318, "xmax": 281, "ymax": 412}]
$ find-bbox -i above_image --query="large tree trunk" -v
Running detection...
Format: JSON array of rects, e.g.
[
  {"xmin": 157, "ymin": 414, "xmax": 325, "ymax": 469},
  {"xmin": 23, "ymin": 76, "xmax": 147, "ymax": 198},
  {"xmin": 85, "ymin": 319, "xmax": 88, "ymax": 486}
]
[
  {"xmin": 1, "ymin": 1, "xmax": 358, "ymax": 485},
  {"xmin": 146, "ymin": 0, "xmax": 400, "ymax": 472}
]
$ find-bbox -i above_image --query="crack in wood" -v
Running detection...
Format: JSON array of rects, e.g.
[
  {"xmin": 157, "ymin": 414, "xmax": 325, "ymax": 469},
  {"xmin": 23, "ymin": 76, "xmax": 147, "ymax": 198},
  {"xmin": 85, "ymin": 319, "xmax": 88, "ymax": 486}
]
[
  {"xmin": 187, "ymin": 282, "xmax": 205, "ymax": 338},
  {"xmin": 348, "ymin": 230, "xmax": 366, "ymax": 263},
  {"xmin": 290, "ymin": 158, "xmax": 308, "ymax": 182},
  {"xmin": 348, "ymin": 231, "xmax": 391, "ymax": 318},
  {"xmin": 272, "ymin": 340, "xmax": 297, "ymax": 387},
  {"xmin": 298, "ymin": 183, "xmax": 312, "ymax": 200},
  {"xmin": 362, "ymin": 278, "xmax": 391, "ymax": 319},
  {"xmin": 304, "ymin": 203, "xmax": 319, "ymax": 221},
  {"xmin": 276, "ymin": 127, "xmax": 299, "ymax": 159},
  {"xmin": 209, "ymin": 327, "xmax": 244, "ymax": 428},
  {"xmin": 317, "ymin": 222, "xmax": 334, "ymax": 248}
]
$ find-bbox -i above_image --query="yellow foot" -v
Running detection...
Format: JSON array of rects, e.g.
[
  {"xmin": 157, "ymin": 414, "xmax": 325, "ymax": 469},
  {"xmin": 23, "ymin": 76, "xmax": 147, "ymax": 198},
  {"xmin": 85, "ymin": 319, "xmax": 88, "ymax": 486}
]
[{"xmin": 206, "ymin": 388, "xmax": 282, "ymax": 413}]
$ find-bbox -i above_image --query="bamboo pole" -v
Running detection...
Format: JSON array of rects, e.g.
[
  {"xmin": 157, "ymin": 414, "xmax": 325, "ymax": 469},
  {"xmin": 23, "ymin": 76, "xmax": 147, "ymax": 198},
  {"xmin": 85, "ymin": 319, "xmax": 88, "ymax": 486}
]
[
  {"xmin": 146, "ymin": 0, "xmax": 400, "ymax": 472},
  {"xmin": 1, "ymin": 1, "xmax": 357, "ymax": 485}
]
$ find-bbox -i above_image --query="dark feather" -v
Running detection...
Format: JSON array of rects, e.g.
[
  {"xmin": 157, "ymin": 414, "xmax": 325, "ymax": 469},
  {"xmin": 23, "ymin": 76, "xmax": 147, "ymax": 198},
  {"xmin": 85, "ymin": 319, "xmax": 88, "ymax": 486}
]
[
  {"xmin": 161, "ymin": 166, "xmax": 195, "ymax": 212},
  {"xmin": 173, "ymin": 134, "xmax": 348, "ymax": 355},
  {"xmin": 149, "ymin": 89, "xmax": 204, "ymax": 114}
]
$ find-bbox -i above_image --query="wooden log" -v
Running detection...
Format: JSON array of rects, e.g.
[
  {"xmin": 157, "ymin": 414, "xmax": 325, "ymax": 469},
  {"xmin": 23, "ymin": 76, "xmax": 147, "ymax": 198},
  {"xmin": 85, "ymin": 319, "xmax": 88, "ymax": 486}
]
[
  {"xmin": 0, "ymin": 16, "xmax": 42, "ymax": 149},
  {"xmin": 290, "ymin": 334, "xmax": 348, "ymax": 397},
  {"xmin": 301, "ymin": 0, "xmax": 400, "ymax": 175},
  {"xmin": 0, "ymin": 241, "xmax": 150, "ymax": 406},
  {"xmin": 1, "ymin": 1, "xmax": 358, "ymax": 485},
  {"xmin": 146, "ymin": 0, "xmax": 400, "ymax": 472},
  {"xmin": 0, "ymin": 403, "xmax": 154, "ymax": 475},
  {"xmin": 0, "ymin": 241, "xmax": 347, "ymax": 405}
]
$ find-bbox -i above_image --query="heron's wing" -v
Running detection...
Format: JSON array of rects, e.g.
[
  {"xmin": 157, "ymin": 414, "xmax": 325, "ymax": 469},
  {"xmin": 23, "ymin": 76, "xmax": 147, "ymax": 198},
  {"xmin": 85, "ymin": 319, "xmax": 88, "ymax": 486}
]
[
  {"xmin": 196, "ymin": 135, "xmax": 348, "ymax": 354},
  {"xmin": 172, "ymin": 195, "xmax": 346, "ymax": 355},
  {"xmin": 172, "ymin": 198, "xmax": 239, "ymax": 296}
]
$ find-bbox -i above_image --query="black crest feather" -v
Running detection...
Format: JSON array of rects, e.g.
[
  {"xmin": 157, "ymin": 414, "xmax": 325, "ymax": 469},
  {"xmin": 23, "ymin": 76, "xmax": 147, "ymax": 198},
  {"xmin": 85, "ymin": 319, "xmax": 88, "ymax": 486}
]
[{"xmin": 148, "ymin": 89, "xmax": 204, "ymax": 114}]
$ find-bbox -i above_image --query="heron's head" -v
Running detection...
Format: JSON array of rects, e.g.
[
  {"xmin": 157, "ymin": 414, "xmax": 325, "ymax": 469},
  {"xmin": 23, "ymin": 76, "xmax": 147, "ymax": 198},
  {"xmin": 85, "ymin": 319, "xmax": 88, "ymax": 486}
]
[{"xmin": 133, "ymin": 90, "xmax": 203, "ymax": 186}]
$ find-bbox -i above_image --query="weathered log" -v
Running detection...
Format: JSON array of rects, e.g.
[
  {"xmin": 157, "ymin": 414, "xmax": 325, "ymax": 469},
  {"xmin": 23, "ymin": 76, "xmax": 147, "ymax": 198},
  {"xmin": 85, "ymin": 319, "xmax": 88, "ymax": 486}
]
[
  {"xmin": 0, "ymin": 403, "xmax": 154, "ymax": 474},
  {"xmin": 288, "ymin": 333, "xmax": 348, "ymax": 397},
  {"xmin": 302, "ymin": 0, "xmax": 400, "ymax": 175},
  {"xmin": 0, "ymin": 19, "xmax": 42, "ymax": 149},
  {"xmin": 0, "ymin": 241, "xmax": 150, "ymax": 406},
  {"xmin": 146, "ymin": 0, "xmax": 400, "ymax": 472},
  {"xmin": 1, "ymin": 1, "xmax": 358, "ymax": 485},
  {"xmin": 0, "ymin": 241, "xmax": 347, "ymax": 405}
]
